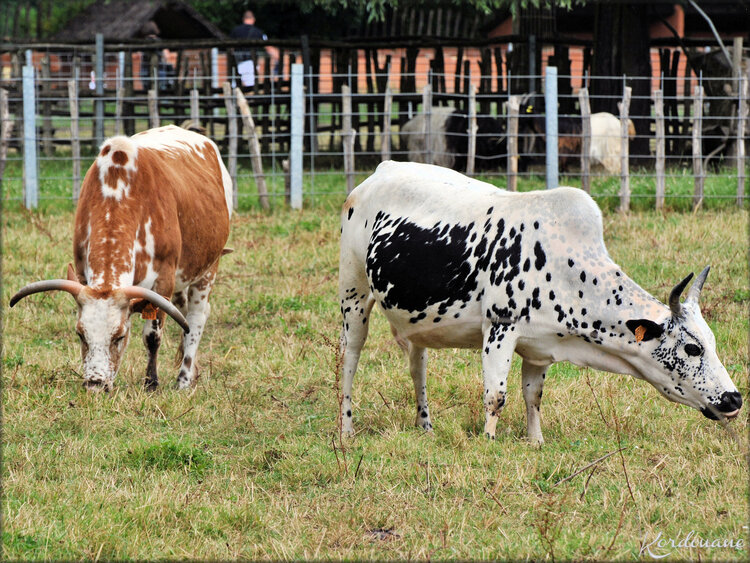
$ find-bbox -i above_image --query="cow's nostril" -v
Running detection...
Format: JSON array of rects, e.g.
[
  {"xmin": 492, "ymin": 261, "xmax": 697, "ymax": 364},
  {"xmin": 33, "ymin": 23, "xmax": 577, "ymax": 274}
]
[{"xmin": 725, "ymin": 391, "xmax": 742, "ymax": 411}]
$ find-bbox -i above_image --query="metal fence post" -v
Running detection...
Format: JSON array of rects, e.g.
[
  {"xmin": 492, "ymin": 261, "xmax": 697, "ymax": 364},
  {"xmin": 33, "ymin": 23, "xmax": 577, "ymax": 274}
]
[
  {"xmin": 22, "ymin": 64, "xmax": 38, "ymax": 209},
  {"xmin": 466, "ymin": 83, "xmax": 477, "ymax": 176},
  {"xmin": 290, "ymin": 63, "xmax": 304, "ymax": 210},
  {"xmin": 544, "ymin": 66, "xmax": 558, "ymax": 189}
]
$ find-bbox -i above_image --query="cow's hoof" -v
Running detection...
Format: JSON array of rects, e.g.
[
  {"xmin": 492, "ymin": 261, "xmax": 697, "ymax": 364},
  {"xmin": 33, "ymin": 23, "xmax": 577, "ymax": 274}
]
[{"xmin": 526, "ymin": 436, "xmax": 544, "ymax": 448}]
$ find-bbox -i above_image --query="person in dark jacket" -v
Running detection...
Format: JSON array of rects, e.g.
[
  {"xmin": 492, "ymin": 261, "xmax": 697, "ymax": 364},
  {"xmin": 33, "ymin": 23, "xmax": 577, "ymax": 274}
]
[{"xmin": 230, "ymin": 10, "xmax": 279, "ymax": 87}]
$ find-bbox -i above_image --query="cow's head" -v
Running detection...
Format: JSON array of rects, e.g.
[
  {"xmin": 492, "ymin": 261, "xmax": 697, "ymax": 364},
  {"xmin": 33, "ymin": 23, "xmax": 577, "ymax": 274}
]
[
  {"xmin": 625, "ymin": 267, "xmax": 741, "ymax": 420},
  {"xmin": 10, "ymin": 265, "xmax": 189, "ymax": 392}
]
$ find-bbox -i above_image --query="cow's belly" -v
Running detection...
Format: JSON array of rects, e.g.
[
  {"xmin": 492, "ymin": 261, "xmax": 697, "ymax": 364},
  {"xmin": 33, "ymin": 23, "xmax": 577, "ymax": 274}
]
[
  {"xmin": 381, "ymin": 306, "xmax": 484, "ymax": 349},
  {"xmin": 515, "ymin": 336, "xmax": 562, "ymax": 364}
]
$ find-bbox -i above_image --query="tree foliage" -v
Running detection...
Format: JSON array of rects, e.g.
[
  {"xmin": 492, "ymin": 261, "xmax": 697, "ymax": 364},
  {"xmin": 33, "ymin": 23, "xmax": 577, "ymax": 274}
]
[{"xmin": 305, "ymin": 0, "xmax": 576, "ymax": 23}]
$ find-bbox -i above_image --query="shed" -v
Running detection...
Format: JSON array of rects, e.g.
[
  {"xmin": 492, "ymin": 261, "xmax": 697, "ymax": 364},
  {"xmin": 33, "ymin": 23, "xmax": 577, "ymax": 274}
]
[{"xmin": 53, "ymin": 0, "xmax": 226, "ymax": 41}]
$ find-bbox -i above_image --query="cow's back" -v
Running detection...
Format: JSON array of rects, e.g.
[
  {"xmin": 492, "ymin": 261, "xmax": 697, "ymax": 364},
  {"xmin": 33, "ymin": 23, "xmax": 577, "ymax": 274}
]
[
  {"xmin": 74, "ymin": 126, "xmax": 232, "ymax": 289},
  {"xmin": 344, "ymin": 161, "xmax": 603, "ymax": 242}
]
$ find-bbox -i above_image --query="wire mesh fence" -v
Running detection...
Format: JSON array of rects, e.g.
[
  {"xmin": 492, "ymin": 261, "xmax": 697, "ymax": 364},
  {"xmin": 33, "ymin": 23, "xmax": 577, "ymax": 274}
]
[{"xmin": 0, "ymin": 52, "xmax": 747, "ymax": 211}]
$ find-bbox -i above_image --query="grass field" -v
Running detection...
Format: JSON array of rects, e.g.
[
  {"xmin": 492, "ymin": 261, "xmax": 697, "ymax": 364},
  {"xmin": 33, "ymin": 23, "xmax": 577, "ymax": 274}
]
[{"xmin": 2, "ymin": 172, "xmax": 748, "ymax": 560}]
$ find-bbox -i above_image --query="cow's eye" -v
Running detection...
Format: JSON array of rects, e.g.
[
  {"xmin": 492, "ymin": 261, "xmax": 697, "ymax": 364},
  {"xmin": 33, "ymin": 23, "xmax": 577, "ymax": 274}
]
[
  {"xmin": 76, "ymin": 331, "xmax": 85, "ymax": 342},
  {"xmin": 113, "ymin": 335, "xmax": 126, "ymax": 346},
  {"xmin": 685, "ymin": 343, "xmax": 702, "ymax": 357}
]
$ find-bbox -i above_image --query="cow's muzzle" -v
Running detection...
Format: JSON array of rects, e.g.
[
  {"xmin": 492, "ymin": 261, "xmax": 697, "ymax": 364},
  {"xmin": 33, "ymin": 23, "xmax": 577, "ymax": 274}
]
[
  {"xmin": 83, "ymin": 378, "xmax": 112, "ymax": 393},
  {"xmin": 701, "ymin": 391, "xmax": 742, "ymax": 420}
]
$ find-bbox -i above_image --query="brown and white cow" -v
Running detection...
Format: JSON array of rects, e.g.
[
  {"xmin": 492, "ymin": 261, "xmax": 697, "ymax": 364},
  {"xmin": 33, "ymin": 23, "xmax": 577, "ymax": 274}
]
[{"xmin": 10, "ymin": 125, "xmax": 232, "ymax": 391}]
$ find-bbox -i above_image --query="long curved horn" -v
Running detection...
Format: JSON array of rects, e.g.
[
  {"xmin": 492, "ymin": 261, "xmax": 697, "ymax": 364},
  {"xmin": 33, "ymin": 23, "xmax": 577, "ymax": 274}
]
[
  {"xmin": 669, "ymin": 272, "xmax": 694, "ymax": 318},
  {"xmin": 121, "ymin": 286, "xmax": 190, "ymax": 333},
  {"xmin": 10, "ymin": 280, "xmax": 84, "ymax": 307},
  {"xmin": 686, "ymin": 265, "xmax": 710, "ymax": 304}
]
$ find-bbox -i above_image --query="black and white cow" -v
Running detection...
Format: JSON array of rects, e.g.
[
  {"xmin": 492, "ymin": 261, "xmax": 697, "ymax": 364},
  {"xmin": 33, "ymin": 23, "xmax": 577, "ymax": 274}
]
[
  {"xmin": 401, "ymin": 107, "xmax": 506, "ymax": 171},
  {"xmin": 338, "ymin": 161, "xmax": 741, "ymax": 444}
]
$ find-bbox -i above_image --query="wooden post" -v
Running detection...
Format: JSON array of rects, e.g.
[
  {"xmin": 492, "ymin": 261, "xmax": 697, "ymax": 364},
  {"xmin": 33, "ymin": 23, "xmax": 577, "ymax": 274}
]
[
  {"xmin": 381, "ymin": 85, "xmax": 392, "ymax": 161},
  {"xmin": 234, "ymin": 87, "xmax": 270, "ymax": 210},
  {"xmin": 41, "ymin": 55, "xmax": 53, "ymax": 156},
  {"xmin": 618, "ymin": 86, "xmax": 632, "ymax": 212},
  {"xmin": 342, "ymin": 84, "xmax": 356, "ymax": 194},
  {"xmin": 737, "ymin": 73, "xmax": 748, "ymax": 207},
  {"xmin": 507, "ymin": 94, "xmax": 520, "ymax": 191},
  {"xmin": 123, "ymin": 51, "xmax": 134, "ymax": 136},
  {"xmin": 222, "ymin": 82, "xmax": 238, "ymax": 210},
  {"xmin": 190, "ymin": 88, "xmax": 200, "ymax": 122},
  {"xmin": 94, "ymin": 33, "xmax": 104, "ymax": 147},
  {"xmin": 114, "ymin": 86, "xmax": 124, "ymax": 137},
  {"xmin": 654, "ymin": 89, "xmax": 666, "ymax": 210},
  {"xmin": 578, "ymin": 87, "xmax": 591, "ymax": 194},
  {"xmin": 732, "ymin": 37, "xmax": 743, "ymax": 92},
  {"xmin": 282, "ymin": 158, "xmax": 291, "ymax": 205},
  {"xmin": 466, "ymin": 83, "xmax": 477, "ymax": 176},
  {"xmin": 68, "ymin": 80, "xmax": 81, "ymax": 202},
  {"xmin": 692, "ymin": 85, "xmax": 704, "ymax": 211},
  {"xmin": 421, "ymin": 83, "xmax": 432, "ymax": 164},
  {"xmin": 0, "ymin": 89, "xmax": 9, "ymax": 187},
  {"xmin": 148, "ymin": 88, "xmax": 159, "ymax": 128}
]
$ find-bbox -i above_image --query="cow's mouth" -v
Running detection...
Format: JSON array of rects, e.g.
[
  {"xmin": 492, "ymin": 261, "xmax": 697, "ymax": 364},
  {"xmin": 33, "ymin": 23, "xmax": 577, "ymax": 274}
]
[
  {"xmin": 701, "ymin": 407, "xmax": 741, "ymax": 421},
  {"xmin": 83, "ymin": 379, "xmax": 111, "ymax": 393}
]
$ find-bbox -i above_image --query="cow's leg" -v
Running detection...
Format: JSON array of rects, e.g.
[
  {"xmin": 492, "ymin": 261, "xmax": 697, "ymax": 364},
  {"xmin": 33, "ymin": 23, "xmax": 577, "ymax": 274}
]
[
  {"xmin": 170, "ymin": 289, "xmax": 189, "ymax": 367},
  {"xmin": 522, "ymin": 359, "xmax": 549, "ymax": 445},
  {"xmin": 339, "ymin": 281, "xmax": 375, "ymax": 437},
  {"xmin": 408, "ymin": 344, "xmax": 433, "ymax": 432},
  {"xmin": 142, "ymin": 313, "xmax": 164, "ymax": 390},
  {"xmin": 481, "ymin": 323, "xmax": 517, "ymax": 439},
  {"xmin": 175, "ymin": 264, "xmax": 218, "ymax": 389},
  {"xmin": 141, "ymin": 277, "xmax": 176, "ymax": 390}
]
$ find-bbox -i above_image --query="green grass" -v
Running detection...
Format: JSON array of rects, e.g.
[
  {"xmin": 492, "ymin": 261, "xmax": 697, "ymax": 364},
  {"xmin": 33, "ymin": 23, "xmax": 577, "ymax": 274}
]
[{"xmin": 2, "ymin": 172, "xmax": 748, "ymax": 559}]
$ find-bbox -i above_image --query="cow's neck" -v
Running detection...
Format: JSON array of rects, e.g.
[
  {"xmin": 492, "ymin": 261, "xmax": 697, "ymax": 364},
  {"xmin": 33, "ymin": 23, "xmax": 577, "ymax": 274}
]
[{"xmin": 555, "ymin": 265, "xmax": 669, "ymax": 376}]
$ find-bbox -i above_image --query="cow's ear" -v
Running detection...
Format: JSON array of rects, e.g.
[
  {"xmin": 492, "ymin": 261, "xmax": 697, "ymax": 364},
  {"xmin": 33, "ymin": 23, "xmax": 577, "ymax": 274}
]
[
  {"xmin": 625, "ymin": 319, "xmax": 664, "ymax": 342},
  {"xmin": 129, "ymin": 298, "xmax": 148, "ymax": 314}
]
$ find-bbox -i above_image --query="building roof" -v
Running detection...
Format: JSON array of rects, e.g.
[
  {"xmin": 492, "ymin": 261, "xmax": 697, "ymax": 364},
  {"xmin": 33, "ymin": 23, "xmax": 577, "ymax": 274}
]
[{"xmin": 53, "ymin": 0, "xmax": 226, "ymax": 41}]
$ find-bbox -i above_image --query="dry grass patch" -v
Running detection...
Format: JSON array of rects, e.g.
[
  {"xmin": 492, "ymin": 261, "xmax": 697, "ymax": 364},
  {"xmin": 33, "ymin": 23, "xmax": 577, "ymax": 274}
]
[{"xmin": 2, "ymin": 199, "xmax": 747, "ymax": 560}]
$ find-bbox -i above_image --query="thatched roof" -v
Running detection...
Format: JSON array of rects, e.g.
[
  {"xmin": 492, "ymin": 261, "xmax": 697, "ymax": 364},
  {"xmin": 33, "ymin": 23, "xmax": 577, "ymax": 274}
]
[{"xmin": 53, "ymin": 0, "xmax": 226, "ymax": 41}]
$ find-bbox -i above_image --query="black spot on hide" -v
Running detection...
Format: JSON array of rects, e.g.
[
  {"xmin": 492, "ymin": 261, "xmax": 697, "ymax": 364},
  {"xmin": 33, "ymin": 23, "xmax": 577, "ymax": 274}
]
[
  {"xmin": 533, "ymin": 241, "xmax": 546, "ymax": 270},
  {"xmin": 367, "ymin": 213, "xmax": 479, "ymax": 315}
]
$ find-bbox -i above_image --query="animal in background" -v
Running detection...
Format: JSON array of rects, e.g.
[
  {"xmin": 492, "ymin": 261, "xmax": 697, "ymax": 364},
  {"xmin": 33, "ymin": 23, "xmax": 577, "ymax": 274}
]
[
  {"xmin": 401, "ymin": 106, "xmax": 507, "ymax": 171},
  {"xmin": 10, "ymin": 125, "xmax": 233, "ymax": 391},
  {"xmin": 337, "ymin": 161, "xmax": 741, "ymax": 443},
  {"xmin": 525, "ymin": 110, "xmax": 636, "ymax": 174}
]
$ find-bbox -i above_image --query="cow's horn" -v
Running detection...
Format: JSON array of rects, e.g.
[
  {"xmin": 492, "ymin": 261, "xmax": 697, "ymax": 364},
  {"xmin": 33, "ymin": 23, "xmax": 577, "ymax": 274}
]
[
  {"xmin": 669, "ymin": 272, "xmax": 694, "ymax": 318},
  {"xmin": 686, "ymin": 265, "xmax": 710, "ymax": 304},
  {"xmin": 122, "ymin": 286, "xmax": 190, "ymax": 333},
  {"xmin": 10, "ymin": 280, "xmax": 84, "ymax": 307}
]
